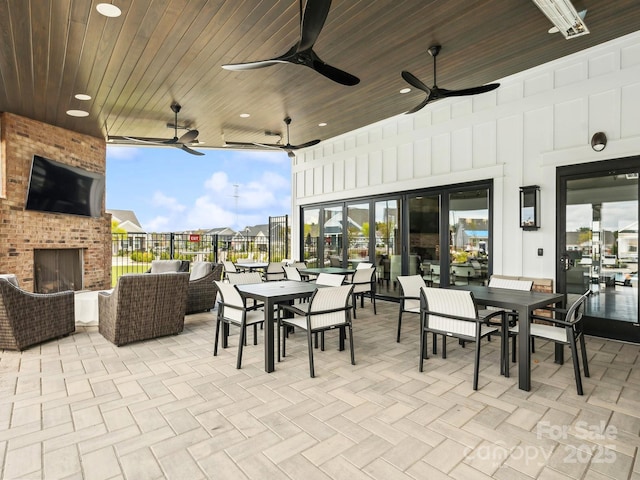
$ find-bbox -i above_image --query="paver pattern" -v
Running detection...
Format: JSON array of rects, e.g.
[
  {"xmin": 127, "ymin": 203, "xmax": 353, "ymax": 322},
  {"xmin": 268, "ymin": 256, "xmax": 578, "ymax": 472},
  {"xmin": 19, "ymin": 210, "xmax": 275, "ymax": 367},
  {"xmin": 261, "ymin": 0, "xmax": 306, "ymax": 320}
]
[{"xmin": 0, "ymin": 300, "xmax": 638, "ymax": 479}]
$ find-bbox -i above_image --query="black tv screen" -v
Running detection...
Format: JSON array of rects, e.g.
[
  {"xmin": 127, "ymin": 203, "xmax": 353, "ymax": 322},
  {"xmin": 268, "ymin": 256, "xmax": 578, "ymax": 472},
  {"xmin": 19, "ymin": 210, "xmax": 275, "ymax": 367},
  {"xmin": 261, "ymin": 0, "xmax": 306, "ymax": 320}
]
[{"xmin": 25, "ymin": 155, "xmax": 105, "ymax": 217}]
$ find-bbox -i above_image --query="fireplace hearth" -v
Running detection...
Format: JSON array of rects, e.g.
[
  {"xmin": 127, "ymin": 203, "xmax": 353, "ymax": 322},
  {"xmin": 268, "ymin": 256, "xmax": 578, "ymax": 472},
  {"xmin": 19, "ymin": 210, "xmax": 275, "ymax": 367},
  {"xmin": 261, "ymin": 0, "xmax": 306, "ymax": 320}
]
[{"xmin": 34, "ymin": 249, "xmax": 83, "ymax": 293}]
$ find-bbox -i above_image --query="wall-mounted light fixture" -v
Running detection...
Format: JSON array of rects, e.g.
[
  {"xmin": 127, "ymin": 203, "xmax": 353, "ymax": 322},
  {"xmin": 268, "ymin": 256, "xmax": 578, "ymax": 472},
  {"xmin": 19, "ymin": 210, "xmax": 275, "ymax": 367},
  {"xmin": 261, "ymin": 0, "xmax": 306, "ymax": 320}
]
[
  {"xmin": 520, "ymin": 185, "xmax": 540, "ymax": 230},
  {"xmin": 591, "ymin": 132, "xmax": 607, "ymax": 151}
]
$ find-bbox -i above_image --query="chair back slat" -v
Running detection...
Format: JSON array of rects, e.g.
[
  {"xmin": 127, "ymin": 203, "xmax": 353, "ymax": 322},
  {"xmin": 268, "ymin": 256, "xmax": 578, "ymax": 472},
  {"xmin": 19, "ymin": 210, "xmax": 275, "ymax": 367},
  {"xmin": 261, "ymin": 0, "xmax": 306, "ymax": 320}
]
[
  {"xmin": 223, "ymin": 261, "xmax": 238, "ymax": 274},
  {"xmin": 421, "ymin": 287, "xmax": 478, "ymax": 337},
  {"xmin": 315, "ymin": 273, "xmax": 344, "ymax": 286},
  {"xmin": 356, "ymin": 262, "xmax": 373, "ymax": 270},
  {"xmin": 398, "ymin": 275, "xmax": 425, "ymax": 310},
  {"xmin": 308, "ymin": 285, "xmax": 353, "ymax": 329},
  {"xmin": 566, "ymin": 290, "xmax": 590, "ymax": 325},
  {"xmin": 215, "ymin": 281, "xmax": 245, "ymax": 322},
  {"xmin": 350, "ymin": 267, "xmax": 375, "ymax": 293},
  {"xmin": 488, "ymin": 277, "xmax": 533, "ymax": 291},
  {"xmin": 227, "ymin": 272, "xmax": 263, "ymax": 285},
  {"xmin": 283, "ymin": 266, "xmax": 302, "ymax": 281}
]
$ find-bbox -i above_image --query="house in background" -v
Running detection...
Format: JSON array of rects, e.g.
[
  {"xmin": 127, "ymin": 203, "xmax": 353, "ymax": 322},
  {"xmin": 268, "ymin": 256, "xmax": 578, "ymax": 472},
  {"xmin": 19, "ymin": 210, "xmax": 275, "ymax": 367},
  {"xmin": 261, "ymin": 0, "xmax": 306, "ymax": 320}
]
[{"xmin": 107, "ymin": 209, "xmax": 146, "ymax": 255}]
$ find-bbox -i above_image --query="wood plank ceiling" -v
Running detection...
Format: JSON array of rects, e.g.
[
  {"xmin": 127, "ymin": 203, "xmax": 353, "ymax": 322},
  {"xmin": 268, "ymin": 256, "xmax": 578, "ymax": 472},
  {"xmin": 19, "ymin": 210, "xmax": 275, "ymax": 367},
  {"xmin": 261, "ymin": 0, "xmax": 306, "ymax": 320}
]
[{"xmin": 0, "ymin": 0, "xmax": 638, "ymax": 152}]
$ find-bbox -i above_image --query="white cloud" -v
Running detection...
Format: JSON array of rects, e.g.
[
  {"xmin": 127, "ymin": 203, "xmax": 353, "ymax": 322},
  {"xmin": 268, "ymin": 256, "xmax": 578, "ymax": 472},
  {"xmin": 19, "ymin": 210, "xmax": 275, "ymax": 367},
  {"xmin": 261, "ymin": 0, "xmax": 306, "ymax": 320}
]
[
  {"xmin": 204, "ymin": 171, "xmax": 230, "ymax": 193},
  {"xmin": 151, "ymin": 191, "xmax": 186, "ymax": 213},
  {"xmin": 143, "ymin": 215, "xmax": 171, "ymax": 232}
]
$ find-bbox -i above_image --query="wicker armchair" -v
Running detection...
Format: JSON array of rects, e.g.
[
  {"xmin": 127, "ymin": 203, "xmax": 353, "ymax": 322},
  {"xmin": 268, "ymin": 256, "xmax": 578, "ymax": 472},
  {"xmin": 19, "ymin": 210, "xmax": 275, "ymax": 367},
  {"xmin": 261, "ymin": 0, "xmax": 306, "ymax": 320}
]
[
  {"xmin": 99, "ymin": 272, "xmax": 189, "ymax": 346},
  {"xmin": 186, "ymin": 262, "xmax": 223, "ymax": 314},
  {"xmin": 0, "ymin": 278, "xmax": 75, "ymax": 350}
]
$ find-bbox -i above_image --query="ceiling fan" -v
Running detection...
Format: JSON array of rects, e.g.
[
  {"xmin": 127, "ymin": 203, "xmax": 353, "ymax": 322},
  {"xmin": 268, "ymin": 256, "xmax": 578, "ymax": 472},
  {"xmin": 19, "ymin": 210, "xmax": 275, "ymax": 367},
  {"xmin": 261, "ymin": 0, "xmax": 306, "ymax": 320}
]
[
  {"xmin": 108, "ymin": 103, "xmax": 204, "ymax": 156},
  {"xmin": 221, "ymin": 0, "xmax": 359, "ymax": 86},
  {"xmin": 225, "ymin": 116, "xmax": 320, "ymax": 158},
  {"xmin": 402, "ymin": 45, "xmax": 500, "ymax": 114}
]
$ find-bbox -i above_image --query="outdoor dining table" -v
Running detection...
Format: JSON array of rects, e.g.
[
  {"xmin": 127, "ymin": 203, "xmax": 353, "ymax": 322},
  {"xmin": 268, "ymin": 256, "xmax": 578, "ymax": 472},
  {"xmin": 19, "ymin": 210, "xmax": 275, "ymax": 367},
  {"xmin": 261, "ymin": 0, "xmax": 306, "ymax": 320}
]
[
  {"xmin": 451, "ymin": 284, "xmax": 565, "ymax": 391},
  {"xmin": 234, "ymin": 261, "xmax": 269, "ymax": 272},
  {"xmin": 236, "ymin": 280, "xmax": 320, "ymax": 373},
  {"xmin": 299, "ymin": 267, "xmax": 355, "ymax": 276}
]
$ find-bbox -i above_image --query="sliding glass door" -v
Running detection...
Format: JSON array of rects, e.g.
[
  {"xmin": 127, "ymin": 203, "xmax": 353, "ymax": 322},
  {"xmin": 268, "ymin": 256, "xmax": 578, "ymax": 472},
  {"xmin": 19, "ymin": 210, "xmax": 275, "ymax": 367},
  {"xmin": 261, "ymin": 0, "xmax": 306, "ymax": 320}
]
[{"xmin": 300, "ymin": 180, "xmax": 492, "ymax": 299}]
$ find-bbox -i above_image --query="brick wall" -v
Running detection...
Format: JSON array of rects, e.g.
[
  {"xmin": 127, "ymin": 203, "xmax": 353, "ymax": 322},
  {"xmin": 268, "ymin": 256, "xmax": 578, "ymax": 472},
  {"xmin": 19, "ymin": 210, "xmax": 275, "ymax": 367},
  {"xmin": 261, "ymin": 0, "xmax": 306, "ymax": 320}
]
[{"xmin": 0, "ymin": 112, "xmax": 111, "ymax": 292}]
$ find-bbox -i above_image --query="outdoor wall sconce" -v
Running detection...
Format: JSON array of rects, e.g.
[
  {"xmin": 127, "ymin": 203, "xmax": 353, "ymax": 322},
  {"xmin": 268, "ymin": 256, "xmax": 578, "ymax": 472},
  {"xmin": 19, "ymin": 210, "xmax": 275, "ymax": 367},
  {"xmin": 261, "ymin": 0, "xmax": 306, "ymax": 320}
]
[
  {"xmin": 591, "ymin": 132, "xmax": 607, "ymax": 151},
  {"xmin": 520, "ymin": 185, "xmax": 540, "ymax": 230}
]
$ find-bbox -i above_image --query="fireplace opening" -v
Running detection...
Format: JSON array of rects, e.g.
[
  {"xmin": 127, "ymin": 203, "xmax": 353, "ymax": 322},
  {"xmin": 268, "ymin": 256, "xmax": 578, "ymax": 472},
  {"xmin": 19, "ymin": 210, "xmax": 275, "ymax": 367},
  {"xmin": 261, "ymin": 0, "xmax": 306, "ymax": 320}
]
[{"xmin": 34, "ymin": 248, "xmax": 83, "ymax": 293}]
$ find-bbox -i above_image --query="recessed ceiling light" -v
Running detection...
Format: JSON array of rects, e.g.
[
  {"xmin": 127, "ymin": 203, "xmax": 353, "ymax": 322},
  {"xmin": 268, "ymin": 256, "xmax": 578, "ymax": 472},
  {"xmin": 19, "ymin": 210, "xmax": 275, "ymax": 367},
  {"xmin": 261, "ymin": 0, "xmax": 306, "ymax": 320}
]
[
  {"xmin": 66, "ymin": 109, "xmax": 89, "ymax": 117},
  {"xmin": 96, "ymin": 3, "xmax": 121, "ymax": 17},
  {"xmin": 400, "ymin": 87, "xmax": 411, "ymax": 94},
  {"xmin": 74, "ymin": 93, "xmax": 91, "ymax": 101},
  {"xmin": 239, "ymin": 113, "xmax": 250, "ymax": 118},
  {"xmin": 318, "ymin": 122, "xmax": 327, "ymax": 127}
]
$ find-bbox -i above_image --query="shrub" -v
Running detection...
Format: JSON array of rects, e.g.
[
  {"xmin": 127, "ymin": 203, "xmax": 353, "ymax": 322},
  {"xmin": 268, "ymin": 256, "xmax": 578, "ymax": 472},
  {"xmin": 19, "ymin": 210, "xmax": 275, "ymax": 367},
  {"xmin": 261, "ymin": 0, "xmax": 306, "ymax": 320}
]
[{"xmin": 131, "ymin": 251, "xmax": 154, "ymax": 262}]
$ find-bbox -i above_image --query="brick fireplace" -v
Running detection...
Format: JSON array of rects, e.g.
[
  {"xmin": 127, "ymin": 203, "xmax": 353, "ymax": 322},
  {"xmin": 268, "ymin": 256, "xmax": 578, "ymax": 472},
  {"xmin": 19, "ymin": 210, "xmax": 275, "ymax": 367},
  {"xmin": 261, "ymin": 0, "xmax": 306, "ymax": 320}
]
[{"xmin": 0, "ymin": 112, "xmax": 111, "ymax": 292}]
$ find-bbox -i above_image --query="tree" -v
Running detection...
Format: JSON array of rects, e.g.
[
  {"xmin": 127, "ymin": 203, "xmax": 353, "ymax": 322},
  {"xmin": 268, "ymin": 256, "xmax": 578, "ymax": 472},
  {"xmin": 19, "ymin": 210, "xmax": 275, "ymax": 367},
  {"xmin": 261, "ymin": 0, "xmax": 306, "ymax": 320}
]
[{"xmin": 111, "ymin": 219, "xmax": 126, "ymax": 234}]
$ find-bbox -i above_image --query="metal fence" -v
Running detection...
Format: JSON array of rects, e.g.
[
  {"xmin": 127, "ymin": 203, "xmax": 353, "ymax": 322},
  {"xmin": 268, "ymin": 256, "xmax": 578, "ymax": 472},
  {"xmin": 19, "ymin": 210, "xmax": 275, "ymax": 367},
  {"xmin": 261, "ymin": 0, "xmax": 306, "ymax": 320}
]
[{"xmin": 111, "ymin": 217, "xmax": 291, "ymax": 285}]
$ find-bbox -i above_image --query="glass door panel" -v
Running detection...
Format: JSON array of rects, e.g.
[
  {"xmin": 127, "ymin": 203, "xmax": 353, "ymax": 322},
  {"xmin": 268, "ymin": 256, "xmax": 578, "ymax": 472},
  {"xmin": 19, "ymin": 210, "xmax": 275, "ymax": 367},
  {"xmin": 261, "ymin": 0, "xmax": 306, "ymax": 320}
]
[
  {"xmin": 408, "ymin": 195, "xmax": 440, "ymax": 286},
  {"xmin": 346, "ymin": 203, "xmax": 370, "ymax": 268},
  {"xmin": 449, "ymin": 189, "xmax": 489, "ymax": 286},
  {"xmin": 303, "ymin": 208, "xmax": 320, "ymax": 267},
  {"xmin": 564, "ymin": 172, "xmax": 638, "ymax": 326},
  {"xmin": 323, "ymin": 205, "xmax": 344, "ymax": 266},
  {"xmin": 375, "ymin": 199, "xmax": 399, "ymax": 296}
]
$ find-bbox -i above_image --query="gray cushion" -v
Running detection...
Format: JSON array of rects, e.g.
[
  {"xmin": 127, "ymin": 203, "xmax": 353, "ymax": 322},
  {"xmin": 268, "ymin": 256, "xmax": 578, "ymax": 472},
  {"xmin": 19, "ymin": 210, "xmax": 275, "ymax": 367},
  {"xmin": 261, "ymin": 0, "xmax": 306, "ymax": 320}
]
[
  {"xmin": 190, "ymin": 262, "xmax": 213, "ymax": 281},
  {"xmin": 0, "ymin": 274, "xmax": 19, "ymax": 287},
  {"xmin": 150, "ymin": 260, "xmax": 182, "ymax": 273}
]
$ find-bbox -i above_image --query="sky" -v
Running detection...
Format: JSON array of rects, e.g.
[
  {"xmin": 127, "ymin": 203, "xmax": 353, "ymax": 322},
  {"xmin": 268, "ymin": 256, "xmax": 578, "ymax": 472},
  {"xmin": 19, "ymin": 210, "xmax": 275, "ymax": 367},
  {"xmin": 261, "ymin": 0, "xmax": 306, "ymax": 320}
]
[{"xmin": 106, "ymin": 145, "xmax": 291, "ymax": 232}]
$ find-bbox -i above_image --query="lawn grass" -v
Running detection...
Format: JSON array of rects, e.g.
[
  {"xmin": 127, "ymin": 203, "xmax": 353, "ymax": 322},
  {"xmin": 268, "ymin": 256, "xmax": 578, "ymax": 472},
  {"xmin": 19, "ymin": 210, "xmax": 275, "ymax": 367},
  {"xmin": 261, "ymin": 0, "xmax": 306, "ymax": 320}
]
[{"xmin": 111, "ymin": 264, "xmax": 150, "ymax": 286}]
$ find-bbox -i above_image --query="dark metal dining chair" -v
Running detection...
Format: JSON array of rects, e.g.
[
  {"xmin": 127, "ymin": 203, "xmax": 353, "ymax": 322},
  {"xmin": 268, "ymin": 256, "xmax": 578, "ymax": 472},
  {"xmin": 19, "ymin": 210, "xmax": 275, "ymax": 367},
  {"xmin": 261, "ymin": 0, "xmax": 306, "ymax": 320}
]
[
  {"xmin": 420, "ymin": 286, "xmax": 506, "ymax": 390},
  {"xmin": 214, "ymin": 281, "xmax": 265, "ymax": 369},
  {"xmin": 277, "ymin": 284, "xmax": 355, "ymax": 378},
  {"xmin": 509, "ymin": 290, "xmax": 591, "ymax": 395}
]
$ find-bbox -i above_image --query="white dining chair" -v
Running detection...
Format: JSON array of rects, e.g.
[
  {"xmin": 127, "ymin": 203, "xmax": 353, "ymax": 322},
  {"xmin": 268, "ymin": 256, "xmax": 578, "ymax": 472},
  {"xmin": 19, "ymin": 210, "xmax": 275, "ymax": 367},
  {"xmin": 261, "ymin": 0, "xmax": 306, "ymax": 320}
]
[
  {"xmin": 420, "ymin": 286, "xmax": 506, "ymax": 390},
  {"xmin": 214, "ymin": 281, "xmax": 265, "ymax": 369},
  {"xmin": 277, "ymin": 284, "xmax": 355, "ymax": 377},
  {"xmin": 509, "ymin": 290, "xmax": 591, "ymax": 395}
]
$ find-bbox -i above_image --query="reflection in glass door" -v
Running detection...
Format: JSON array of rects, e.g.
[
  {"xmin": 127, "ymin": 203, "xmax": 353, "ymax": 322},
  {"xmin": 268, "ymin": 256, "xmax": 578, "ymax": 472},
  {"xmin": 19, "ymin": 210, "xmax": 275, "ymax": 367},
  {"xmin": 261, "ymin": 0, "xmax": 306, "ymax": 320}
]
[
  {"xmin": 346, "ymin": 203, "xmax": 370, "ymax": 268},
  {"xmin": 449, "ymin": 189, "xmax": 489, "ymax": 286},
  {"xmin": 323, "ymin": 205, "xmax": 344, "ymax": 266},
  {"xmin": 375, "ymin": 199, "xmax": 399, "ymax": 296},
  {"xmin": 303, "ymin": 208, "xmax": 320, "ymax": 267},
  {"xmin": 408, "ymin": 195, "xmax": 440, "ymax": 286},
  {"xmin": 561, "ymin": 169, "xmax": 638, "ymax": 336}
]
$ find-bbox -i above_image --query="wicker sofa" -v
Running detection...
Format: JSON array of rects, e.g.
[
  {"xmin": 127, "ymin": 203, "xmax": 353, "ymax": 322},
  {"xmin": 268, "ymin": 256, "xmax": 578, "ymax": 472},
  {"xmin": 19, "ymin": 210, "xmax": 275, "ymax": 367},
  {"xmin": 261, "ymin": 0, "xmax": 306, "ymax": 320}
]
[
  {"xmin": 99, "ymin": 272, "xmax": 190, "ymax": 346},
  {"xmin": 186, "ymin": 262, "xmax": 223, "ymax": 314},
  {"xmin": 0, "ymin": 278, "xmax": 75, "ymax": 350}
]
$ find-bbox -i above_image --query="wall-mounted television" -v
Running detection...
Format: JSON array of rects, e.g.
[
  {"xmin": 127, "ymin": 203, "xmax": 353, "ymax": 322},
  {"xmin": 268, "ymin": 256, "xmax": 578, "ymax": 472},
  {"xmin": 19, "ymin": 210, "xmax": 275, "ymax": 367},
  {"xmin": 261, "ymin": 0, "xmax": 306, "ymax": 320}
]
[{"xmin": 25, "ymin": 155, "xmax": 105, "ymax": 218}]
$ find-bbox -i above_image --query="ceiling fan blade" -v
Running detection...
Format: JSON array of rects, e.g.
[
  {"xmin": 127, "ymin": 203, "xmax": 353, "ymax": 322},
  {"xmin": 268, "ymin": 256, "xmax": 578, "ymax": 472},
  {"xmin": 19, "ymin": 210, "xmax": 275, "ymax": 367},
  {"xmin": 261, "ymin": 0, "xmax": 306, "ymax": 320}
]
[
  {"xmin": 288, "ymin": 139, "xmax": 321, "ymax": 150},
  {"xmin": 224, "ymin": 141, "xmax": 283, "ymax": 150},
  {"xmin": 312, "ymin": 58, "xmax": 360, "ymax": 86},
  {"xmin": 120, "ymin": 136, "xmax": 166, "ymax": 145},
  {"xmin": 178, "ymin": 130, "xmax": 199, "ymax": 144},
  {"xmin": 401, "ymin": 70, "xmax": 430, "ymax": 93},
  {"xmin": 222, "ymin": 59, "xmax": 288, "ymax": 71},
  {"xmin": 405, "ymin": 97, "xmax": 432, "ymax": 114},
  {"xmin": 438, "ymin": 83, "xmax": 500, "ymax": 98},
  {"xmin": 298, "ymin": 0, "xmax": 331, "ymax": 51},
  {"xmin": 179, "ymin": 144, "xmax": 204, "ymax": 156}
]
